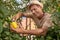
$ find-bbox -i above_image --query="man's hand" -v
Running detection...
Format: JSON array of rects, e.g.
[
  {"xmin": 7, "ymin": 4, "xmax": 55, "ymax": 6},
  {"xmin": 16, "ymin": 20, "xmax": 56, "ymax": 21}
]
[
  {"xmin": 10, "ymin": 22, "xmax": 24, "ymax": 33},
  {"xmin": 10, "ymin": 24, "xmax": 24, "ymax": 34}
]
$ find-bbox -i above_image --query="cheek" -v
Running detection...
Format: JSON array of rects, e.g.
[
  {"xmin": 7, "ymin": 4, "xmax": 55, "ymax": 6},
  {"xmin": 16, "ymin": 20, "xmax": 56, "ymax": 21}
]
[
  {"xmin": 36, "ymin": 10, "xmax": 40, "ymax": 14},
  {"xmin": 36, "ymin": 8, "xmax": 40, "ymax": 12}
]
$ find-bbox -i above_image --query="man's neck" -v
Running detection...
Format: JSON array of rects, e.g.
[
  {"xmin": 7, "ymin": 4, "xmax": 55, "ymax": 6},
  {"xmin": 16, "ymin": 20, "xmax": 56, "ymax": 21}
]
[{"xmin": 38, "ymin": 12, "xmax": 44, "ymax": 20}]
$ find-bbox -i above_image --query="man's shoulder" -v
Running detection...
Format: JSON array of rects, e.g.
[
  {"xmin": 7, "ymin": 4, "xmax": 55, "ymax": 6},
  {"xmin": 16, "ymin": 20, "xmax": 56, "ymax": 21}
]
[
  {"xmin": 44, "ymin": 13, "xmax": 51, "ymax": 18},
  {"xmin": 45, "ymin": 13, "xmax": 51, "ymax": 16}
]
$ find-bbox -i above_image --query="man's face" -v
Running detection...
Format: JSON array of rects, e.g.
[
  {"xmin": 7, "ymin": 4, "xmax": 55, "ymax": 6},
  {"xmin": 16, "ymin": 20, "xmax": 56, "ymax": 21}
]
[{"xmin": 30, "ymin": 5, "xmax": 43, "ymax": 18}]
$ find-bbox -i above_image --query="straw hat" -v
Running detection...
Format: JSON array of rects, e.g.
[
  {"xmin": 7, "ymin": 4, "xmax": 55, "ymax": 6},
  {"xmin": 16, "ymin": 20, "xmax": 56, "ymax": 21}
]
[{"xmin": 27, "ymin": 0, "xmax": 43, "ymax": 9}]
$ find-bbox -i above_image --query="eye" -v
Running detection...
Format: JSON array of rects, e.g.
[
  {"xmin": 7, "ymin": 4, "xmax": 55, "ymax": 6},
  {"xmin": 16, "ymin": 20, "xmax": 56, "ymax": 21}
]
[
  {"xmin": 33, "ymin": 8, "xmax": 36, "ymax": 10},
  {"xmin": 30, "ymin": 8, "xmax": 36, "ymax": 12}
]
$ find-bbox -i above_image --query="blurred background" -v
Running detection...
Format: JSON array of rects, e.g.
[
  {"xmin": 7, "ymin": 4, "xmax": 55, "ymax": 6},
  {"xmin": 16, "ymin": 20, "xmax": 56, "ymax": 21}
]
[{"xmin": 0, "ymin": 0, "xmax": 60, "ymax": 40}]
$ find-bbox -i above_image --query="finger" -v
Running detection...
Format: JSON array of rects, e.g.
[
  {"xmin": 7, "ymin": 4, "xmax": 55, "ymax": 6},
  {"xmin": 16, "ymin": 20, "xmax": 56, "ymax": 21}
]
[
  {"xmin": 18, "ymin": 22, "xmax": 24, "ymax": 29},
  {"xmin": 12, "ymin": 14, "xmax": 18, "ymax": 21}
]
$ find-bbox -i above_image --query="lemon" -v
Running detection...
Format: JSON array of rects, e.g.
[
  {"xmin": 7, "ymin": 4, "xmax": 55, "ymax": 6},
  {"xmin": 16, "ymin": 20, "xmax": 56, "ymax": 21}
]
[{"xmin": 11, "ymin": 22, "xmax": 18, "ymax": 29}]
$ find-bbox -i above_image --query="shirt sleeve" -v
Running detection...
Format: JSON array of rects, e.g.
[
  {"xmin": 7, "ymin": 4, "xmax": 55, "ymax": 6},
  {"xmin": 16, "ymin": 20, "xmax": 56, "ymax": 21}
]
[
  {"xmin": 23, "ymin": 11, "xmax": 33, "ymax": 18},
  {"xmin": 42, "ymin": 17, "xmax": 53, "ymax": 28}
]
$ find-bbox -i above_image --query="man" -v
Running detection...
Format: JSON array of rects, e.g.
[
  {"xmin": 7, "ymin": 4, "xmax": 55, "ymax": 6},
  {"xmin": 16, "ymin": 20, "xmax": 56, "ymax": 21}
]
[{"xmin": 11, "ymin": 0, "xmax": 53, "ymax": 36}]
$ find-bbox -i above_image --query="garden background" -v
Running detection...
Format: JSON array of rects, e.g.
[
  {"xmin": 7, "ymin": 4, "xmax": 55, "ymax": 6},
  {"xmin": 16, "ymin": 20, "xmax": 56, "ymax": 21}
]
[{"xmin": 0, "ymin": 0, "xmax": 60, "ymax": 40}]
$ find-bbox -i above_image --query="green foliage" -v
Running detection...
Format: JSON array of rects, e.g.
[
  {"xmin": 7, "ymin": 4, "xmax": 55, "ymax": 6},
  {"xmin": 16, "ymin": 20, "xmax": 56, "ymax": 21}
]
[
  {"xmin": 0, "ymin": 21, "xmax": 3, "ymax": 34},
  {"xmin": 0, "ymin": 0, "xmax": 60, "ymax": 40}
]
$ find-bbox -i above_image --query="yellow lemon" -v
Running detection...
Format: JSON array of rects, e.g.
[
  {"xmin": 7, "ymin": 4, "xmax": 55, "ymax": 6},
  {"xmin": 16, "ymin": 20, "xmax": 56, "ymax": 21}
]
[{"xmin": 11, "ymin": 22, "xmax": 18, "ymax": 29}]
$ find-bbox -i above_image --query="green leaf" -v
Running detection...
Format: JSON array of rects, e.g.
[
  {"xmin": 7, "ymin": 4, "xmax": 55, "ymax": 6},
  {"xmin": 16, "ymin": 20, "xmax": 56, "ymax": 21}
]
[
  {"xmin": 9, "ymin": 37, "xmax": 13, "ymax": 40},
  {"xmin": 0, "ymin": 21, "xmax": 3, "ymax": 33},
  {"xmin": 0, "ymin": 38, "xmax": 2, "ymax": 40}
]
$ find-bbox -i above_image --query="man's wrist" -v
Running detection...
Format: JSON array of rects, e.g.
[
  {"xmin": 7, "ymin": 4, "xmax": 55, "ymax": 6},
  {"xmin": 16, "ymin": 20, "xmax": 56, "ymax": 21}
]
[{"xmin": 18, "ymin": 28, "xmax": 25, "ymax": 34}]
